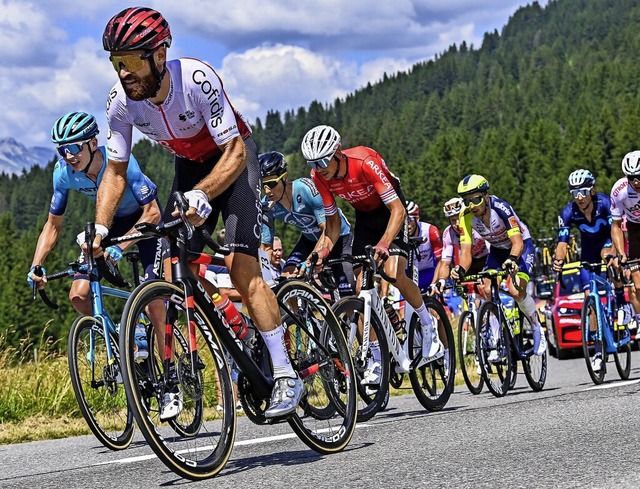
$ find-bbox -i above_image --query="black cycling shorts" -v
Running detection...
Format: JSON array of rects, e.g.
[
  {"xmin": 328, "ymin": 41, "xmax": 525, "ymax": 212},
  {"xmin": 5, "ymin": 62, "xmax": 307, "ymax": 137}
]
[
  {"xmin": 352, "ymin": 204, "xmax": 409, "ymax": 259},
  {"xmin": 284, "ymin": 233, "xmax": 356, "ymax": 297},
  {"xmin": 627, "ymin": 220, "xmax": 640, "ymax": 260},
  {"xmin": 162, "ymin": 136, "xmax": 262, "ymax": 257}
]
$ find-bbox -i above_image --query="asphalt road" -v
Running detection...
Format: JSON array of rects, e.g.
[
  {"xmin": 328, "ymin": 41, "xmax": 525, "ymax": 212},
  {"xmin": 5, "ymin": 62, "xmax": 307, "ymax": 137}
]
[{"xmin": 3, "ymin": 350, "xmax": 640, "ymax": 488}]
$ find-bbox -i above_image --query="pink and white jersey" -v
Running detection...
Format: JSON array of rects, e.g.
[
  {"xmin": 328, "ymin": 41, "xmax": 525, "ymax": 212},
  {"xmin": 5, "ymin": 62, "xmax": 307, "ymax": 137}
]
[
  {"xmin": 413, "ymin": 222, "xmax": 442, "ymax": 271},
  {"xmin": 610, "ymin": 177, "xmax": 640, "ymax": 223},
  {"xmin": 106, "ymin": 58, "xmax": 252, "ymax": 164},
  {"xmin": 441, "ymin": 225, "xmax": 489, "ymax": 263}
]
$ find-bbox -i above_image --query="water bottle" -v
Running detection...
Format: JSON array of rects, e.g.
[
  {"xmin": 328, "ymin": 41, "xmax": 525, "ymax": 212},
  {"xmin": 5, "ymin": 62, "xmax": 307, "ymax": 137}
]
[
  {"xmin": 384, "ymin": 300, "xmax": 402, "ymax": 332},
  {"xmin": 212, "ymin": 292, "xmax": 248, "ymax": 339}
]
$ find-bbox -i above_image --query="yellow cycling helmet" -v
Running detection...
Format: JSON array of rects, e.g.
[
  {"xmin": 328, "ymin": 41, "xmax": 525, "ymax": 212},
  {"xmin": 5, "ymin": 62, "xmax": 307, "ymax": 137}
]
[{"xmin": 457, "ymin": 174, "xmax": 489, "ymax": 196}]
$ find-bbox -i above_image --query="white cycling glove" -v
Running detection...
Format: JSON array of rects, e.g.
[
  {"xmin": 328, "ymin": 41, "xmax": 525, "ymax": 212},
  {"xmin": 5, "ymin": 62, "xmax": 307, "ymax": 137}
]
[
  {"xmin": 76, "ymin": 224, "xmax": 109, "ymax": 246},
  {"xmin": 184, "ymin": 189, "xmax": 212, "ymax": 220}
]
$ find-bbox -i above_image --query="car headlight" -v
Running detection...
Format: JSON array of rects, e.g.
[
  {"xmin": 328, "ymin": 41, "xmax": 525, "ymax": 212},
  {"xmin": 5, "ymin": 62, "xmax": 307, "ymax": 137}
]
[{"xmin": 558, "ymin": 307, "xmax": 581, "ymax": 316}]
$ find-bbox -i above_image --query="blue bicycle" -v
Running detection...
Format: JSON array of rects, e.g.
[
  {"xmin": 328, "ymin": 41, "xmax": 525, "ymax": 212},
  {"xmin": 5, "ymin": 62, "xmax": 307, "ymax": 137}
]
[
  {"xmin": 34, "ymin": 223, "xmax": 158, "ymax": 450},
  {"xmin": 576, "ymin": 262, "xmax": 632, "ymax": 385}
]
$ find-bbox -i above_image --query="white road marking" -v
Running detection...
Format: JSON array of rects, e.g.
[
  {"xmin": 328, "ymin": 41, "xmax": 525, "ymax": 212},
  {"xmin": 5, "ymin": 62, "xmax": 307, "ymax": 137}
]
[
  {"xmin": 583, "ymin": 379, "xmax": 640, "ymax": 391},
  {"xmin": 95, "ymin": 424, "xmax": 372, "ymax": 466}
]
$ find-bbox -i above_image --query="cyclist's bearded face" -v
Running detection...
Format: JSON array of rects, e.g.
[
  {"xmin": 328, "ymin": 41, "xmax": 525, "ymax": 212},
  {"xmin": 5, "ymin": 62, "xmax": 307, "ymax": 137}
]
[{"xmin": 120, "ymin": 68, "xmax": 159, "ymax": 101}]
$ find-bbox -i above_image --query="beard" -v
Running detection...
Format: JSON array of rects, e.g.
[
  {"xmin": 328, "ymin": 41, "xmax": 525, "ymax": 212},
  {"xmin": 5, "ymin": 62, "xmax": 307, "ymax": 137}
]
[{"xmin": 120, "ymin": 71, "xmax": 160, "ymax": 101}]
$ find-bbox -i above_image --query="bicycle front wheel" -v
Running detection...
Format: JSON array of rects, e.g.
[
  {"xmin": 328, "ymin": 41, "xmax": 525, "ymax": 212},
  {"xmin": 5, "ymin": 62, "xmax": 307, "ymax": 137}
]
[
  {"xmin": 457, "ymin": 311, "xmax": 483, "ymax": 395},
  {"xmin": 581, "ymin": 294, "xmax": 605, "ymax": 385},
  {"xmin": 520, "ymin": 312, "xmax": 547, "ymax": 392},
  {"xmin": 476, "ymin": 301, "xmax": 513, "ymax": 397},
  {"xmin": 408, "ymin": 296, "xmax": 455, "ymax": 411},
  {"xmin": 67, "ymin": 315, "xmax": 134, "ymax": 450},
  {"xmin": 120, "ymin": 280, "xmax": 236, "ymax": 480},
  {"xmin": 276, "ymin": 280, "xmax": 357, "ymax": 454},
  {"xmin": 332, "ymin": 296, "xmax": 390, "ymax": 422}
]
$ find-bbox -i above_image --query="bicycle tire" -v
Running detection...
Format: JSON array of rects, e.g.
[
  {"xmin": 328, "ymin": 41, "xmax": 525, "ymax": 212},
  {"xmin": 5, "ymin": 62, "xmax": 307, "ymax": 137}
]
[
  {"xmin": 408, "ymin": 296, "xmax": 455, "ymax": 411},
  {"xmin": 276, "ymin": 280, "xmax": 357, "ymax": 454},
  {"xmin": 457, "ymin": 311, "xmax": 484, "ymax": 395},
  {"xmin": 519, "ymin": 312, "xmax": 547, "ymax": 392},
  {"xmin": 67, "ymin": 315, "xmax": 134, "ymax": 450},
  {"xmin": 476, "ymin": 301, "xmax": 513, "ymax": 397},
  {"xmin": 145, "ymin": 320, "xmax": 204, "ymax": 437},
  {"xmin": 581, "ymin": 294, "xmax": 606, "ymax": 385},
  {"xmin": 119, "ymin": 280, "xmax": 236, "ymax": 480},
  {"xmin": 332, "ymin": 296, "xmax": 391, "ymax": 422}
]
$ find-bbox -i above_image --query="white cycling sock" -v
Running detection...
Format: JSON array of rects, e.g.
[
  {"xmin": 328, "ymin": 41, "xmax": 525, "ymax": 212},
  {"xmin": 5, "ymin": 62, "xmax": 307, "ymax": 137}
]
[
  {"xmin": 369, "ymin": 340, "xmax": 381, "ymax": 364},
  {"xmin": 260, "ymin": 325, "xmax": 296, "ymax": 379},
  {"xmin": 415, "ymin": 303, "xmax": 438, "ymax": 339},
  {"xmin": 489, "ymin": 315, "xmax": 501, "ymax": 342},
  {"xmin": 516, "ymin": 294, "xmax": 540, "ymax": 329}
]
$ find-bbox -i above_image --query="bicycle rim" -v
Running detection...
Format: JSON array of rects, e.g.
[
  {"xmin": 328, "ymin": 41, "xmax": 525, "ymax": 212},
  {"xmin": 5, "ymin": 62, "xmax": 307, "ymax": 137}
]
[
  {"xmin": 67, "ymin": 315, "xmax": 134, "ymax": 450},
  {"xmin": 120, "ymin": 280, "xmax": 236, "ymax": 480},
  {"xmin": 476, "ymin": 302, "xmax": 512, "ymax": 397},
  {"xmin": 276, "ymin": 280, "xmax": 357, "ymax": 454},
  {"xmin": 457, "ymin": 311, "xmax": 484, "ymax": 395},
  {"xmin": 408, "ymin": 296, "xmax": 455, "ymax": 411},
  {"xmin": 332, "ymin": 296, "xmax": 390, "ymax": 422},
  {"xmin": 614, "ymin": 343, "xmax": 631, "ymax": 380},
  {"xmin": 581, "ymin": 295, "xmax": 605, "ymax": 385},
  {"xmin": 520, "ymin": 313, "xmax": 547, "ymax": 391}
]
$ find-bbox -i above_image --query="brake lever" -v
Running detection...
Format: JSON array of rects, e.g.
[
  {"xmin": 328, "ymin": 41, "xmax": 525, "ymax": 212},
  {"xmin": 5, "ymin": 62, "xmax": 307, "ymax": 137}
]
[{"xmin": 173, "ymin": 191, "xmax": 195, "ymax": 240}]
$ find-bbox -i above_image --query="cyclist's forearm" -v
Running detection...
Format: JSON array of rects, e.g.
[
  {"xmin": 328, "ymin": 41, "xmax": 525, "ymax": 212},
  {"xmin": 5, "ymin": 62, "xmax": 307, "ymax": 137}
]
[
  {"xmin": 508, "ymin": 235, "xmax": 524, "ymax": 259},
  {"xmin": 31, "ymin": 218, "xmax": 62, "ymax": 267},
  {"xmin": 434, "ymin": 260, "xmax": 450, "ymax": 282},
  {"xmin": 119, "ymin": 202, "xmax": 162, "ymax": 251},
  {"xmin": 611, "ymin": 220, "xmax": 625, "ymax": 256},
  {"xmin": 96, "ymin": 161, "xmax": 127, "ymax": 228},
  {"xmin": 195, "ymin": 137, "xmax": 246, "ymax": 199},
  {"xmin": 554, "ymin": 241, "xmax": 568, "ymax": 261},
  {"xmin": 380, "ymin": 199, "xmax": 405, "ymax": 246},
  {"xmin": 320, "ymin": 214, "xmax": 341, "ymax": 252},
  {"xmin": 459, "ymin": 244, "xmax": 472, "ymax": 272}
]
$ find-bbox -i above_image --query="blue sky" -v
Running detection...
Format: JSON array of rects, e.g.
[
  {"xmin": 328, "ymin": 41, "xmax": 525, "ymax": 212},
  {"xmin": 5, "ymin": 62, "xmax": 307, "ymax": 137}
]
[{"xmin": 0, "ymin": 0, "xmax": 547, "ymax": 148}]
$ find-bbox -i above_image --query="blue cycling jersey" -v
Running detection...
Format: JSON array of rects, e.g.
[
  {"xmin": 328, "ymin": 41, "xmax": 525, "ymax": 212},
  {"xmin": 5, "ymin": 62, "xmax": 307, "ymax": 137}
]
[
  {"xmin": 261, "ymin": 178, "xmax": 351, "ymax": 245},
  {"xmin": 49, "ymin": 146, "xmax": 157, "ymax": 217},
  {"xmin": 557, "ymin": 192, "xmax": 612, "ymax": 263}
]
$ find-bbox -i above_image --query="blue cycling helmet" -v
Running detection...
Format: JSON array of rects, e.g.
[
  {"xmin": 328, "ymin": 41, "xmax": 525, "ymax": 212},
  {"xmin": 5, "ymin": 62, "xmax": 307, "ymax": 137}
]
[
  {"xmin": 567, "ymin": 169, "xmax": 595, "ymax": 190},
  {"xmin": 259, "ymin": 151, "xmax": 288, "ymax": 177},
  {"xmin": 51, "ymin": 112, "xmax": 99, "ymax": 144}
]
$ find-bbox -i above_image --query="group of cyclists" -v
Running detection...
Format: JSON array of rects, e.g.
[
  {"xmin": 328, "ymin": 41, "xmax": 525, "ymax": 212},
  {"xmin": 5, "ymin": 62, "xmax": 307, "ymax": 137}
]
[{"xmin": 22, "ymin": 5, "xmax": 640, "ymax": 449}]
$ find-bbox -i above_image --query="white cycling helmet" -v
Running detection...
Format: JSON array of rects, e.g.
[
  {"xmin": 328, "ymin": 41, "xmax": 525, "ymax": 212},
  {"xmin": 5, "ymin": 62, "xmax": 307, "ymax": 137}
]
[
  {"xmin": 622, "ymin": 150, "xmax": 640, "ymax": 176},
  {"xmin": 567, "ymin": 169, "xmax": 595, "ymax": 190},
  {"xmin": 406, "ymin": 200, "xmax": 420, "ymax": 218},
  {"xmin": 301, "ymin": 125, "xmax": 341, "ymax": 168},
  {"xmin": 443, "ymin": 197, "xmax": 464, "ymax": 217}
]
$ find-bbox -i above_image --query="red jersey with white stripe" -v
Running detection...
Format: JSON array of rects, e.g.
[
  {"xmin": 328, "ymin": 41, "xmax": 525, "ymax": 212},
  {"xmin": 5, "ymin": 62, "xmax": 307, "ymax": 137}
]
[
  {"xmin": 312, "ymin": 146, "xmax": 400, "ymax": 215},
  {"xmin": 413, "ymin": 222, "xmax": 443, "ymax": 270},
  {"xmin": 106, "ymin": 58, "xmax": 252, "ymax": 163}
]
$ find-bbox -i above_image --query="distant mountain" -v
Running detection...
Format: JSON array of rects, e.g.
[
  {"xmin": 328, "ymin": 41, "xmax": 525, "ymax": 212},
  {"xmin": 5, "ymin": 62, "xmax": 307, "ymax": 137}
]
[{"xmin": 0, "ymin": 137, "xmax": 55, "ymax": 175}]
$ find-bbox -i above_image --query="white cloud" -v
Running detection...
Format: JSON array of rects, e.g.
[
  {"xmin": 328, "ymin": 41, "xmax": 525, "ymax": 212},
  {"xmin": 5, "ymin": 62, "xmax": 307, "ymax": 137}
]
[
  {"xmin": 0, "ymin": 0, "xmax": 67, "ymax": 67},
  {"xmin": 0, "ymin": 36, "xmax": 114, "ymax": 146},
  {"xmin": 217, "ymin": 44, "xmax": 415, "ymax": 123},
  {"xmin": 0, "ymin": 0, "xmax": 547, "ymax": 147}
]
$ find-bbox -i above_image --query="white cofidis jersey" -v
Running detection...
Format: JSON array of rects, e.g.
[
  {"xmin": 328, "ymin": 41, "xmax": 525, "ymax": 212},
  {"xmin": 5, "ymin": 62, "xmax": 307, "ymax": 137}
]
[
  {"xmin": 611, "ymin": 177, "xmax": 640, "ymax": 223},
  {"xmin": 106, "ymin": 58, "xmax": 252, "ymax": 164}
]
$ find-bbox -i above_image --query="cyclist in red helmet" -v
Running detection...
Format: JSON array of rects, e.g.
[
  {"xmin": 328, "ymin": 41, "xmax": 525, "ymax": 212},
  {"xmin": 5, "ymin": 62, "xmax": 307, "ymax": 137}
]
[{"xmin": 95, "ymin": 7, "xmax": 303, "ymax": 420}]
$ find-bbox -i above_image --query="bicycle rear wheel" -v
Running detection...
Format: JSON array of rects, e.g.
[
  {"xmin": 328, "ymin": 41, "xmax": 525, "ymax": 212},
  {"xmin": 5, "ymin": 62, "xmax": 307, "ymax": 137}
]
[
  {"xmin": 67, "ymin": 315, "xmax": 134, "ymax": 450},
  {"xmin": 120, "ymin": 280, "xmax": 236, "ymax": 480},
  {"xmin": 476, "ymin": 301, "xmax": 513, "ymax": 397},
  {"xmin": 276, "ymin": 280, "xmax": 357, "ymax": 454},
  {"xmin": 408, "ymin": 296, "xmax": 455, "ymax": 411},
  {"xmin": 457, "ymin": 311, "xmax": 483, "ymax": 395},
  {"xmin": 332, "ymin": 296, "xmax": 390, "ymax": 422},
  {"xmin": 520, "ymin": 312, "xmax": 547, "ymax": 391},
  {"xmin": 581, "ymin": 295, "xmax": 605, "ymax": 385}
]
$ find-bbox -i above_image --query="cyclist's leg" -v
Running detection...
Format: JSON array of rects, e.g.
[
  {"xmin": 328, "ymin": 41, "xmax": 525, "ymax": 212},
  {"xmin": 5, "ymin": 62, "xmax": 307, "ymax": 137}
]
[
  {"xmin": 220, "ymin": 137, "xmax": 302, "ymax": 417},
  {"xmin": 69, "ymin": 276, "xmax": 92, "ymax": 315},
  {"xmin": 330, "ymin": 232, "xmax": 355, "ymax": 298},
  {"xmin": 510, "ymin": 239, "xmax": 546, "ymax": 355}
]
